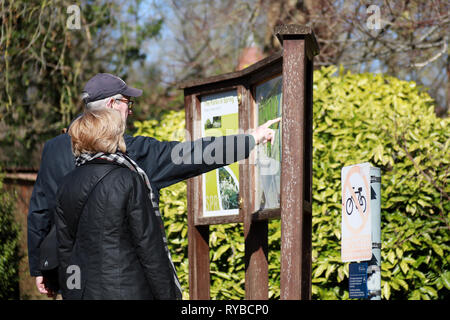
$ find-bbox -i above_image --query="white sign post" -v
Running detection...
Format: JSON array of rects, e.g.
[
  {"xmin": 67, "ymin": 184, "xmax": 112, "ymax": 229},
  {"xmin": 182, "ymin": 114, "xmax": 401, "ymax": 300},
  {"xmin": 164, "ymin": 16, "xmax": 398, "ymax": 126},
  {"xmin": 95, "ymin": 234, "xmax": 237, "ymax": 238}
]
[
  {"xmin": 342, "ymin": 162, "xmax": 381, "ymax": 300},
  {"xmin": 341, "ymin": 163, "xmax": 372, "ymax": 262}
]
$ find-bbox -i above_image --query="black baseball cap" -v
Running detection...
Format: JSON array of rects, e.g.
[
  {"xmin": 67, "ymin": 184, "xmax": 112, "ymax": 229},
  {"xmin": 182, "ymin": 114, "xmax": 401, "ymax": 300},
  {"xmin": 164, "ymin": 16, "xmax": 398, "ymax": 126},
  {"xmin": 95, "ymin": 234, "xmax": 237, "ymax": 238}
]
[{"xmin": 82, "ymin": 73, "xmax": 142, "ymax": 104}]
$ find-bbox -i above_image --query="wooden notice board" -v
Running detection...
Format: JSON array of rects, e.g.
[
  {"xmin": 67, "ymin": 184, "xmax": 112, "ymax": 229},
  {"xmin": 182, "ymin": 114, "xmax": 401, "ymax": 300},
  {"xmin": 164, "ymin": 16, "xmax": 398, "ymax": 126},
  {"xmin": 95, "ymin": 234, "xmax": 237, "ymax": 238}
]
[{"xmin": 180, "ymin": 24, "xmax": 319, "ymax": 300}]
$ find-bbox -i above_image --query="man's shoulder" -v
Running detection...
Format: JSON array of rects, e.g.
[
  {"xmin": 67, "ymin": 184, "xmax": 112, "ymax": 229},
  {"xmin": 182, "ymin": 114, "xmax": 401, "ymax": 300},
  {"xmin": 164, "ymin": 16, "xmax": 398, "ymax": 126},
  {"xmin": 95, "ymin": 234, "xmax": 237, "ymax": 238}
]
[
  {"xmin": 124, "ymin": 134, "xmax": 159, "ymax": 144},
  {"xmin": 44, "ymin": 133, "xmax": 71, "ymax": 150},
  {"xmin": 40, "ymin": 133, "xmax": 74, "ymax": 173},
  {"xmin": 124, "ymin": 134, "xmax": 169, "ymax": 155}
]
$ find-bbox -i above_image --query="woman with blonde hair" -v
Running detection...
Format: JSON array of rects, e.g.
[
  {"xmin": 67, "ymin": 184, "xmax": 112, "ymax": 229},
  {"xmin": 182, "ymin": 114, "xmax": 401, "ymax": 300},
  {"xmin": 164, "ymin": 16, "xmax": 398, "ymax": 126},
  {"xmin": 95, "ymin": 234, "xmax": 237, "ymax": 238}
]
[{"xmin": 55, "ymin": 108, "xmax": 180, "ymax": 299}]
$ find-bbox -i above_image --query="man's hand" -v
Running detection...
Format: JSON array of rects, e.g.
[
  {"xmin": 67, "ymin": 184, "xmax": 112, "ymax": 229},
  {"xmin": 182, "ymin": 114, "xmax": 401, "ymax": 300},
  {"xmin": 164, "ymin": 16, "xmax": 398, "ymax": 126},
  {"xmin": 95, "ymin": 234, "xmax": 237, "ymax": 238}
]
[
  {"xmin": 35, "ymin": 276, "xmax": 55, "ymax": 298},
  {"xmin": 251, "ymin": 117, "xmax": 281, "ymax": 145}
]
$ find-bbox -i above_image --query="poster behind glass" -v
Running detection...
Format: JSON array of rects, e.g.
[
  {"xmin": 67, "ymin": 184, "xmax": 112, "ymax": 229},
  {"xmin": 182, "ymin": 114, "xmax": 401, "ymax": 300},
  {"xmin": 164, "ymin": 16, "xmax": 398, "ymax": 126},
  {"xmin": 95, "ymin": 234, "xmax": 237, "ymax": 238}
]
[
  {"xmin": 255, "ymin": 76, "xmax": 282, "ymax": 211},
  {"xmin": 201, "ymin": 90, "xmax": 240, "ymax": 217}
]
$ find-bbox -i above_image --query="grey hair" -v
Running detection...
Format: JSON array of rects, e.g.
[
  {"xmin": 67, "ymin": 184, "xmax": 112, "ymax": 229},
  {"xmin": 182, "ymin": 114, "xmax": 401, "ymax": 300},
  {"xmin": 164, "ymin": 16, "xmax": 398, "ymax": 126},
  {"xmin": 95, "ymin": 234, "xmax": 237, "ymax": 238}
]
[{"xmin": 84, "ymin": 93, "xmax": 124, "ymax": 110}]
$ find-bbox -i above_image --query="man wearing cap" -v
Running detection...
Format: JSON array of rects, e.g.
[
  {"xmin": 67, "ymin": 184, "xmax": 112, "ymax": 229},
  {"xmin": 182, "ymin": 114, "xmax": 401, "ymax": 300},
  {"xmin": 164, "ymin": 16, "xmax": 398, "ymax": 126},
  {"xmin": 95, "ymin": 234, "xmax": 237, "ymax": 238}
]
[{"xmin": 28, "ymin": 73, "xmax": 279, "ymax": 298}]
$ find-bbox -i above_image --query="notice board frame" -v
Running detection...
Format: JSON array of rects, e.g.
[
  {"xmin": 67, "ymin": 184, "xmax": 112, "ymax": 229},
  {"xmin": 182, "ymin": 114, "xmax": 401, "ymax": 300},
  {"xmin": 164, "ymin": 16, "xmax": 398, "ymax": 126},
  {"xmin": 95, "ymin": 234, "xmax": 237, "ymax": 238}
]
[{"xmin": 180, "ymin": 25, "xmax": 319, "ymax": 300}]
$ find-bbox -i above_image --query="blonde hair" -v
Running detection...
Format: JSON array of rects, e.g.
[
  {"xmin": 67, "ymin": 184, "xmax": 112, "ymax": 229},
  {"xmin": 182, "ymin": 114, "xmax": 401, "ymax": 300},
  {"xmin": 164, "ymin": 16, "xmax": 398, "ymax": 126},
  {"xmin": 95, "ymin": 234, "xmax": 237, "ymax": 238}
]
[{"xmin": 69, "ymin": 108, "xmax": 126, "ymax": 157}]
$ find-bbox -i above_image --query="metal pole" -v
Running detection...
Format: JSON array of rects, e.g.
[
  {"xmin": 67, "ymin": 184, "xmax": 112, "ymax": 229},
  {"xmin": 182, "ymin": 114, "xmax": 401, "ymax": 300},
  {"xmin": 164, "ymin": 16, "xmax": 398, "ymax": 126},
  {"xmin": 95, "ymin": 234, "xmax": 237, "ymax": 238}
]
[{"xmin": 367, "ymin": 167, "xmax": 381, "ymax": 300}]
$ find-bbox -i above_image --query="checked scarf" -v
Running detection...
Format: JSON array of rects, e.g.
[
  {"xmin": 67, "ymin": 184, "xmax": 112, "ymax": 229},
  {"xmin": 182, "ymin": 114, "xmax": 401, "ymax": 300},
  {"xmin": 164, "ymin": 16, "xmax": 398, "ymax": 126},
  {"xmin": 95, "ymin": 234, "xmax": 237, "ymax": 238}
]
[{"xmin": 75, "ymin": 151, "xmax": 182, "ymax": 299}]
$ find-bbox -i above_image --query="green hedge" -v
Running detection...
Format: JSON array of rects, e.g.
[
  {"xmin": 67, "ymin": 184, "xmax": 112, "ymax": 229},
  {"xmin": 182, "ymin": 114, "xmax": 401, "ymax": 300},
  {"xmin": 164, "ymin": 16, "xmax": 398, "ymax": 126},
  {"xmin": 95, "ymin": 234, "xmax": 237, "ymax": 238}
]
[
  {"xmin": 0, "ymin": 172, "xmax": 21, "ymax": 300},
  {"xmin": 311, "ymin": 66, "xmax": 449, "ymax": 300},
  {"xmin": 133, "ymin": 66, "xmax": 449, "ymax": 300}
]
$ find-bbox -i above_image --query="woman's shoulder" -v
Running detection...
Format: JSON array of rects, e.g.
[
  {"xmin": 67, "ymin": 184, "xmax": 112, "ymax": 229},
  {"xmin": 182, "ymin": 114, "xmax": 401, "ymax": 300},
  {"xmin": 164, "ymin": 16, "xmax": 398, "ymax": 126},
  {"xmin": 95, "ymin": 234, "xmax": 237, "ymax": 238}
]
[
  {"xmin": 59, "ymin": 162, "xmax": 128, "ymax": 190},
  {"xmin": 103, "ymin": 167, "xmax": 150, "ymax": 205},
  {"xmin": 104, "ymin": 165, "xmax": 145, "ymax": 188}
]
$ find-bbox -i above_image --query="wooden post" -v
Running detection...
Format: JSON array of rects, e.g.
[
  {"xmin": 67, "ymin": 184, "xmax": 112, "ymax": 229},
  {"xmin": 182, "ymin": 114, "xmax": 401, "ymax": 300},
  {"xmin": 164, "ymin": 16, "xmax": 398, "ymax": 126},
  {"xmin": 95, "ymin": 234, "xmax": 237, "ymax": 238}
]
[
  {"xmin": 244, "ymin": 219, "xmax": 268, "ymax": 299},
  {"xmin": 277, "ymin": 25, "xmax": 318, "ymax": 300},
  {"xmin": 241, "ymin": 85, "xmax": 269, "ymax": 300},
  {"xmin": 186, "ymin": 94, "xmax": 210, "ymax": 300}
]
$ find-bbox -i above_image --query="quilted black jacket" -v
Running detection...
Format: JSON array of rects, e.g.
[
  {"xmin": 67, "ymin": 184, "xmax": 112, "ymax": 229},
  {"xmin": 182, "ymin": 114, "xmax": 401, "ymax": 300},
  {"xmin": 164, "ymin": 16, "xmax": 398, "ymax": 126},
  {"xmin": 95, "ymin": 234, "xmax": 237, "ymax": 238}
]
[{"xmin": 55, "ymin": 158, "xmax": 178, "ymax": 299}]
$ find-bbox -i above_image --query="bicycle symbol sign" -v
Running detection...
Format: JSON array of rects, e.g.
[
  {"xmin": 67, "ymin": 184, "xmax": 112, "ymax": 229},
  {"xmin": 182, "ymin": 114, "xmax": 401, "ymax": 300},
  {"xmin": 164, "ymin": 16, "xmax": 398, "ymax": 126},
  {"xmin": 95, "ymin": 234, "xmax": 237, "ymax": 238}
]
[
  {"xmin": 341, "ymin": 163, "xmax": 372, "ymax": 262},
  {"xmin": 345, "ymin": 186, "xmax": 367, "ymax": 216},
  {"xmin": 342, "ymin": 164, "xmax": 371, "ymax": 234}
]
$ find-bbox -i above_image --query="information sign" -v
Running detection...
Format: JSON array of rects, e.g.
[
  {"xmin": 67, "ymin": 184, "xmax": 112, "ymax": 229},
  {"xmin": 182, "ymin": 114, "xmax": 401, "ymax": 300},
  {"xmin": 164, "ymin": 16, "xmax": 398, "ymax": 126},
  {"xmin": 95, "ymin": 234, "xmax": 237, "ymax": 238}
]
[
  {"xmin": 341, "ymin": 163, "xmax": 372, "ymax": 262},
  {"xmin": 349, "ymin": 262, "xmax": 368, "ymax": 299},
  {"xmin": 201, "ymin": 90, "xmax": 240, "ymax": 217}
]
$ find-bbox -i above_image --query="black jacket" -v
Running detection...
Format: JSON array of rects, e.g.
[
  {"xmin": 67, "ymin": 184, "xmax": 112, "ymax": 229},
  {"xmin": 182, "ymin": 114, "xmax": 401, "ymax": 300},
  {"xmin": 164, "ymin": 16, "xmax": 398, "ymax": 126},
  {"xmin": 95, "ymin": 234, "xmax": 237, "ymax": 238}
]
[
  {"xmin": 28, "ymin": 132, "xmax": 255, "ymax": 277},
  {"xmin": 56, "ymin": 159, "xmax": 178, "ymax": 299}
]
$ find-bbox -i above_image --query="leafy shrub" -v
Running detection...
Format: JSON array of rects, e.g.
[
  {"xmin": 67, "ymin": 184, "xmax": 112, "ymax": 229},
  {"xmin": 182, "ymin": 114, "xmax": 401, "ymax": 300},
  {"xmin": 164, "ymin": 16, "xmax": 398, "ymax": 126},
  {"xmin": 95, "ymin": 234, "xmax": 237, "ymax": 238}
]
[
  {"xmin": 0, "ymin": 171, "xmax": 21, "ymax": 299},
  {"xmin": 133, "ymin": 66, "xmax": 449, "ymax": 300},
  {"xmin": 310, "ymin": 66, "xmax": 449, "ymax": 300}
]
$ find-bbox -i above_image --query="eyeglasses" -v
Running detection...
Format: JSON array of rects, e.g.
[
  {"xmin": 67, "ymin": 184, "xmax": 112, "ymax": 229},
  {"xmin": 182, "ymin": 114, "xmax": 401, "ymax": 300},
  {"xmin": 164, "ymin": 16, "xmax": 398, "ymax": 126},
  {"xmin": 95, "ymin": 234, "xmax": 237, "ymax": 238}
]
[{"xmin": 115, "ymin": 98, "xmax": 134, "ymax": 109}]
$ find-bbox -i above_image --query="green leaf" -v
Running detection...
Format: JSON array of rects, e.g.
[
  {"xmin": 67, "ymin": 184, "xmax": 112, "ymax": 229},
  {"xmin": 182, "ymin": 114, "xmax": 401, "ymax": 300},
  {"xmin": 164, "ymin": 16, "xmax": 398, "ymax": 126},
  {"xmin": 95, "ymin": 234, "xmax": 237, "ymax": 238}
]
[
  {"xmin": 337, "ymin": 266, "xmax": 346, "ymax": 282},
  {"xmin": 314, "ymin": 262, "xmax": 328, "ymax": 278},
  {"xmin": 420, "ymin": 286, "xmax": 438, "ymax": 298},
  {"xmin": 399, "ymin": 260, "xmax": 409, "ymax": 274},
  {"xmin": 387, "ymin": 250, "xmax": 396, "ymax": 265},
  {"xmin": 441, "ymin": 271, "xmax": 450, "ymax": 290},
  {"xmin": 431, "ymin": 244, "xmax": 443, "ymax": 257},
  {"xmin": 410, "ymin": 290, "xmax": 421, "ymax": 300},
  {"xmin": 325, "ymin": 264, "xmax": 336, "ymax": 280},
  {"xmin": 396, "ymin": 278, "xmax": 409, "ymax": 291},
  {"xmin": 212, "ymin": 244, "xmax": 230, "ymax": 261},
  {"xmin": 211, "ymin": 271, "xmax": 231, "ymax": 280},
  {"xmin": 382, "ymin": 282, "xmax": 391, "ymax": 300},
  {"xmin": 167, "ymin": 222, "xmax": 183, "ymax": 234}
]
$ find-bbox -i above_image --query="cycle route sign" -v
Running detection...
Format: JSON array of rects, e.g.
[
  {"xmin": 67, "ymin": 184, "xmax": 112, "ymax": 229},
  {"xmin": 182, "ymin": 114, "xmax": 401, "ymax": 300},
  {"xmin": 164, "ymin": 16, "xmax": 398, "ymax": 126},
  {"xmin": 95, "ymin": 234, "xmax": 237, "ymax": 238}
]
[{"xmin": 341, "ymin": 162, "xmax": 372, "ymax": 262}]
